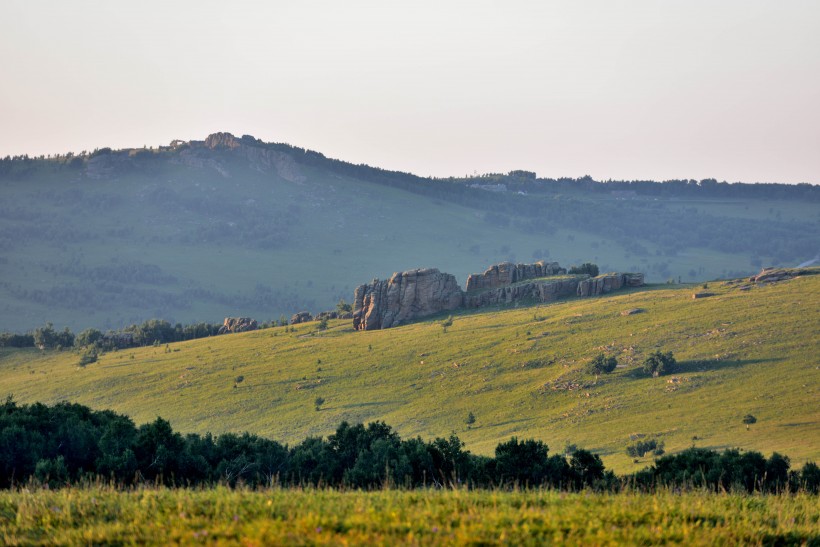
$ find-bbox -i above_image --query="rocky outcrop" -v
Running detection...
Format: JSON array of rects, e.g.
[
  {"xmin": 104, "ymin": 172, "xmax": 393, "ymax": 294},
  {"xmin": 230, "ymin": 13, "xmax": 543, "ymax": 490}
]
[
  {"xmin": 352, "ymin": 261, "xmax": 646, "ymax": 330},
  {"xmin": 353, "ymin": 268, "xmax": 463, "ymax": 330},
  {"xmin": 199, "ymin": 132, "xmax": 305, "ymax": 182},
  {"xmin": 465, "ymin": 261, "xmax": 565, "ymax": 292},
  {"xmin": 749, "ymin": 267, "xmax": 816, "ymax": 284},
  {"xmin": 577, "ymin": 272, "xmax": 644, "ymax": 296},
  {"xmin": 622, "ymin": 273, "xmax": 645, "ymax": 286},
  {"xmin": 218, "ymin": 317, "xmax": 258, "ymax": 334},
  {"xmin": 463, "ymin": 278, "xmax": 579, "ymax": 308},
  {"xmin": 290, "ymin": 311, "xmax": 313, "ymax": 324}
]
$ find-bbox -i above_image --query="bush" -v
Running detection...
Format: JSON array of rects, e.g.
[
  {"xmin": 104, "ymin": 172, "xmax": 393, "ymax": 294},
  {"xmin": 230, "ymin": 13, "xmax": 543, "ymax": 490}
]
[
  {"xmin": 643, "ymin": 351, "xmax": 676, "ymax": 377},
  {"xmin": 626, "ymin": 438, "xmax": 664, "ymax": 458},
  {"xmin": 587, "ymin": 353, "xmax": 617, "ymax": 376},
  {"xmin": 78, "ymin": 350, "xmax": 98, "ymax": 367},
  {"xmin": 569, "ymin": 263, "xmax": 599, "ymax": 277}
]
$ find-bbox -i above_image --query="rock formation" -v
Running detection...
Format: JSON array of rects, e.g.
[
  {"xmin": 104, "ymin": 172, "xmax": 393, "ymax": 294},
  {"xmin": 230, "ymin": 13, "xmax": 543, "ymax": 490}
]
[
  {"xmin": 353, "ymin": 268, "xmax": 463, "ymax": 330},
  {"xmin": 352, "ymin": 261, "xmax": 645, "ymax": 330},
  {"xmin": 463, "ymin": 277, "xmax": 579, "ymax": 308},
  {"xmin": 218, "ymin": 317, "xmax": 258, "ymax": 334},
  {"xmin": 290, "ymin": 311, "xmax": 313, "ymax": 325},
  {"xmin": 465, "ymin": 261, "xmax": 564, "ymax": 292},
  {"xmin": 749, "ymin": 267, "xmax": 815, "ymax": 284}
]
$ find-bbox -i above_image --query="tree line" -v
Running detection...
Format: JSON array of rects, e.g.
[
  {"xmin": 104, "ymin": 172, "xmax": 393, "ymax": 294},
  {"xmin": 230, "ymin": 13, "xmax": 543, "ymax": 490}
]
[
  {"xmin": 0, "ymin": 319, "xmax": 228, "ymax": 353},
  {"xmin": 1, "ymin": 399, "xmax": 817, "ymax": 493}
]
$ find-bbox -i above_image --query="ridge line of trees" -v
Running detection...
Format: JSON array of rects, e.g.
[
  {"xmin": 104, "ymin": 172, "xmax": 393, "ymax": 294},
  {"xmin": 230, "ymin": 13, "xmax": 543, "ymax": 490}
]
[{"xmin": 1, "ymin": 400, "xmax": 817, "ymax": 493}]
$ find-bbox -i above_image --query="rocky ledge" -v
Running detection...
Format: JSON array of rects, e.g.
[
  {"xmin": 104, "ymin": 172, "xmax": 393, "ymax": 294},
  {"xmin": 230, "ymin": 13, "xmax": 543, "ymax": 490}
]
[{"xmin": 353, "ymin": 261, "xmax": 644, "ymax": 330}]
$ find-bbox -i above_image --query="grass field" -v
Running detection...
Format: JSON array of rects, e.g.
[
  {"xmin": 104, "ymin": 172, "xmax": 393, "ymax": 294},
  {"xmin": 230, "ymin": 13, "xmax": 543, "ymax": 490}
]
[
  {"xmin": 1, "ymin": 486, "xmax": 817, "ymax": 545},
  {"xmin": 2, "ymin": 273, "xmax": 818, "ymax": 474}
]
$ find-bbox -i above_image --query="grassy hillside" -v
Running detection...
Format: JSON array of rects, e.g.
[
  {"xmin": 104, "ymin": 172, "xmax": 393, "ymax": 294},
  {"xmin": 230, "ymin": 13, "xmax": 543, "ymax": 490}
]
[
  {"xmin": 2, "ymin": 273, "xmax": 818, "ymax": 473},
  {"xmin": 1, "ymin": 135, "xmax": 817, "ymax": 332}
]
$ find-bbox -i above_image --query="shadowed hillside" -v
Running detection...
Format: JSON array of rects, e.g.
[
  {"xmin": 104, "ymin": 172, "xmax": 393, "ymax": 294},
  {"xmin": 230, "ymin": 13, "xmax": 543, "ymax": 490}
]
[{"xmin": 1, "ymin": 132, "xmax": 817, "ymax": 332}]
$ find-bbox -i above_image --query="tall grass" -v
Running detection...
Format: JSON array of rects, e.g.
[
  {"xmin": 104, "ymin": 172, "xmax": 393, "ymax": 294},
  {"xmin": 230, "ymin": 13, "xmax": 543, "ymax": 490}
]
[{"xmin": 1, "ymin": 486, "xmax": 817, "ymax": 545}]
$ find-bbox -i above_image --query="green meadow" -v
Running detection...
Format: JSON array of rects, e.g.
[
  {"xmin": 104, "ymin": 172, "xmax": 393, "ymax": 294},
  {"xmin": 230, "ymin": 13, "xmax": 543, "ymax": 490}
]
[
  {"xmin": 2, "ymin": 273, "xmax": 818, "ymax": 474},
  {"xmin": 1, "ymin": 487, "xmax": 817, "ymax": 545}
]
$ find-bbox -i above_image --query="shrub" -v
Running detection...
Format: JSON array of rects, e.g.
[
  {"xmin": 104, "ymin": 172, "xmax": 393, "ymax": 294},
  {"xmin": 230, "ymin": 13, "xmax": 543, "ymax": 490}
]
[
  {"xmin": 587, "ymin": 353, "xmax": 617, "ymax": 376},
  {"xmin": 78, "ymin": 350, "xmax": 98, "ymax": 367},
  {"xmin": 569, "ymin": 263, "xmax": 599, "ymax": 277},
  {"xmin": 643, "ymin": 351, "xmax": 676, "ymax": 377}
]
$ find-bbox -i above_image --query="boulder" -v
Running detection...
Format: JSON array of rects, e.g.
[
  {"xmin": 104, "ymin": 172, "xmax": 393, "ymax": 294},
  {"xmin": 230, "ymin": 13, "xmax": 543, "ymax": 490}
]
[
  {"xmin": 290, "ymin": 311, "xmax": 313, "ymax": 324},
  {"xmin": 353, "ymin": 268, "xmax": 463, "ymax": 330},
  {"xmin": 217, "ymin": 317, "xmax": 258, "ymax": 334},
  {"xmin": 577, "ymin": 273, "xmax": 643, "ymax": 296}
]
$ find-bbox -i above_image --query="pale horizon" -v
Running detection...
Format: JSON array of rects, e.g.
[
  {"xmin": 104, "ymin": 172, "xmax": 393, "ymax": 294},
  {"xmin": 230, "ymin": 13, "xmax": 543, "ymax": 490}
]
[{"xmin": 2, "ymin": 1, "xmax": 819, "ymax": 184}]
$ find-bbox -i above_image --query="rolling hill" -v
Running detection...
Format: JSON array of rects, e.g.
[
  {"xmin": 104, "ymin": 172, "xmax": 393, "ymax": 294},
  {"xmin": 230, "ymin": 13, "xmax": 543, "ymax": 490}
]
[
  {"xmin": 1, "ymin": 132, "xmax": 818, "ymax": 332},
  {"xmin": 1, "ymin": 271, "xmax": 817, "ymax": 473}
]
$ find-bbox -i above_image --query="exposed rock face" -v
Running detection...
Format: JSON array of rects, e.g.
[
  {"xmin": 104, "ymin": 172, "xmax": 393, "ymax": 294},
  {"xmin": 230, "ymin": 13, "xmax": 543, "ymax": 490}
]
[
  {"xmin": 463, "ymin": 278, "xmax": 579, "ymax": 308},
  {"xmin": 749, "ymin": 267, "xmax": 816, "ymax": 284},
  {"xmin": 353, "ymin": 268, "xmax": 463, "ymax": 330},
  {"xmin": 174, "ymin": 132, "xmax": 305, "ymax": 182},
  {"xmin": 291, "ymin": 311, "xmax": 313, "ymax": 324},
  {"xmin": 622, "ymin": 273, "xmax": 645, "ymax": 286},
  {"xmin": 218, "ymin": 317, "xmax": 258, "ymax": 334},
  {"xmin": 577, "ymin": 272, "xmax": 644, "ymax": 296},
  {"xmin": 465, "ymin": 261, "xmax": 565, "ymax": 292},
  {"xmin": 352, "ymin": 261, "xmax": 646, "ymax": 330}
]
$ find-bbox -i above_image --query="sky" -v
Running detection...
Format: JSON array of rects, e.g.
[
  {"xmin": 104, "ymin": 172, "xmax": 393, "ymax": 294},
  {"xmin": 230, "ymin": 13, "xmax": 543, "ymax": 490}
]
[{"xmin": 2, "ymin": 1, "xmax": 819, "ymax": 184}]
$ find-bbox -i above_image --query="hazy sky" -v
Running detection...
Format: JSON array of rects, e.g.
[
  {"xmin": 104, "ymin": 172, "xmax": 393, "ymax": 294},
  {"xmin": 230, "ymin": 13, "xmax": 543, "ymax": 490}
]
[{"xmin": 2, "ymin": 1, "xmax": 819, "ymax": 183}]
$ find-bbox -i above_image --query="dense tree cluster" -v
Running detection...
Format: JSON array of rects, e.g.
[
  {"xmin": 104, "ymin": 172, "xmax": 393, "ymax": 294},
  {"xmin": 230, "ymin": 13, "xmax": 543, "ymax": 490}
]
[
  {"xmin": 0, "ymin": 319, "xmax": 224, "ymax": 351},
  {"xmin": 1, "ymin": 400, "xmax": 817, "ymax": 493},
  {"xmin": 634, "ymin": 448, "xmax": 819, "ymax": 494},
  {"xmin": 0, "ymin": 400, "xmax": 610, "ymax": 490}
]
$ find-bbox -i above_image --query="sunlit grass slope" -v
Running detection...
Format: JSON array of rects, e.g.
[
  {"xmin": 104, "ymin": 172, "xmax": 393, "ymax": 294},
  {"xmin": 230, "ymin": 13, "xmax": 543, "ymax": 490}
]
[{"xmin": 1, "ymin": 275, "xmax": 818, "ymax": 473}]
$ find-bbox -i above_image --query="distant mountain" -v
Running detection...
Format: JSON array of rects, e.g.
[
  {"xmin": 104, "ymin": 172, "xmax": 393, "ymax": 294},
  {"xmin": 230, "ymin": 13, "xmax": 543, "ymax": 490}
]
[{"xmin": 0, "ymin": 132, "xmax": 817, "ymax": 332}]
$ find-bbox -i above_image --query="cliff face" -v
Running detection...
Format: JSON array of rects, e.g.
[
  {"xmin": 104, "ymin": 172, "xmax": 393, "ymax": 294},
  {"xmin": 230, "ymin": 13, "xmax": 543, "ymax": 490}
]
[
  {"xmin": 465, "ymin": 261, "xmax": 565, "ymax": 292},
  {"xmin": 353, "ymin": 268, "xmax": 463, "ymax": 331},
  {"xmin": 353, "ymin": 261, "xmax": 645, "ymax": 330},
  {"xmin": 463, "ymin": 277, "xmax": 579, "ymax": 308}
]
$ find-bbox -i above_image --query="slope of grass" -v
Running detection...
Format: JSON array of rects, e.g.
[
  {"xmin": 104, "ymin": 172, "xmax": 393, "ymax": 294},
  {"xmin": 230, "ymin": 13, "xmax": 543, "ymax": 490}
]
[
  {"xmin": 2, "ymin": 487, "xmax": 817, "ymax": 545},
  {"xmin": 1, "ymin": 275, "xmax": 818, "ymax": 473}
]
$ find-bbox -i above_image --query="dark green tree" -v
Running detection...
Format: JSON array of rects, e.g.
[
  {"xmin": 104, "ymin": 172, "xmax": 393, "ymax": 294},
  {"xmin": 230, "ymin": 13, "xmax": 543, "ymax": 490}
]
[
  {"xmin": 586, "ymin": 353, "xmax": 617, "ymax": 378},
  {"xmin": 569, "ymin": 263, "xmax": 600, "ymax": 277},
  {"xmin": 643, "ymin": 351, "xmax": 676, "ymax": 377}
]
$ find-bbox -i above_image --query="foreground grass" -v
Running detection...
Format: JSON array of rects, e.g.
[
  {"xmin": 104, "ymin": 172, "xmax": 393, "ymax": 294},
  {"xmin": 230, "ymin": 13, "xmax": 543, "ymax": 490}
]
[{"xmin": 1, "ymin": 487, "xmax": 817, "ymax": 545}]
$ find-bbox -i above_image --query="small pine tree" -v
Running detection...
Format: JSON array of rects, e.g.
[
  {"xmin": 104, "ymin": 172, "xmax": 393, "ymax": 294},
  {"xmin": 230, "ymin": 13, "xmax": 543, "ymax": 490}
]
[
  {"xmin": 314, "ymin": 397, "xmax": 325, "ymax": 411},
  {"xmin": 465, "ymin": 411, "xmax": 476, "ymax": 428}
]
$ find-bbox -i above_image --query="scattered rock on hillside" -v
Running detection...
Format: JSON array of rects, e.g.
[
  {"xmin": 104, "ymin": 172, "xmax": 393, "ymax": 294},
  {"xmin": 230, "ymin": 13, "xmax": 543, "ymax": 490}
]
[
  {"xmin": 691, "ymin": 292, "xmax": 715, "ymax": 299},
  {"xmin": 620, "ymin": 308, "xmax": 644, "ymax": 316},
  {"xmin": 218, "ymin": 317, "xmax": 258, "ymax": 334},
  {"xmin": 353, "ymin": 268, "xmax": 463, "ymax": 330},
  {"xmin": 291, "ymin": 311, "xmax": 313, "ymax": 324},
  {"xmin": 750, "ymin": 267, "xmax": 816, "ymax": 284}
]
